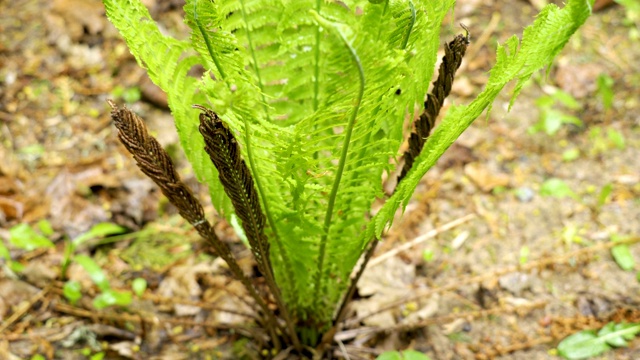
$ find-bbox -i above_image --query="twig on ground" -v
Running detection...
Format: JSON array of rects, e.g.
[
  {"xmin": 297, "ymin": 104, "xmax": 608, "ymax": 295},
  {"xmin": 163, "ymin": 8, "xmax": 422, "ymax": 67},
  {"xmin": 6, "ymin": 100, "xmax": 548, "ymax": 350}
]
[
  {"xmin": 52, "ymin": 302, "xmax": 262, "ymax": 340},
  {"xmin": 336, "ymin": 338, "xmax": 352, "ymax": 360},
  {"xmin": 141, "ymin": 292, "xmax": 258, "ymax": 319},
  {"xmin": 335, "ymin": 300, "xmax": 546, "ymax": 342},
  {"xmin": 369, "ymin": 213, "xmax": 476, "ymax": 267},
  {"xmin": 0, "ymin": 283, "xmax": 52, "ymax": 334},
  {"xmin": 457, "ymin": 13, "xmax": 501, "ymax": 73}
]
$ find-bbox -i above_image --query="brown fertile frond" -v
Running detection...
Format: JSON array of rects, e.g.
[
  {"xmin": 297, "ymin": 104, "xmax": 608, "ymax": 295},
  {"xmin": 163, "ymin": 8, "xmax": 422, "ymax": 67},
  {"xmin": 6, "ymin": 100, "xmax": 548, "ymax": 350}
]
[
  {"xmin": 398, "ymin": 24, "xmax": 470, "ymax": 182},
  {"xmin": 194, "ymin": 105, "xmax": 302, "ymax": 349},
  {"xmin": 108, "ymin": 100, "xmax": 203, "ymax": 226},
  {"xmin": 107, "ymin": 100, "xmax": 279, "ymax": 330},
  {"xmin": 194, "ymin": 104, "xmax": 271, "ymax": 276}
]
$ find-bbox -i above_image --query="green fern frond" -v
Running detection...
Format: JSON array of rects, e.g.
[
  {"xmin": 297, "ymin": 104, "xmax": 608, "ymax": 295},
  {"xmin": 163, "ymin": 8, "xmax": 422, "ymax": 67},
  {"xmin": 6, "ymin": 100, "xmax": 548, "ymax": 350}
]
[{"xmin": 361, "ymin": 0, "xmax": 594, "ymax": 246}]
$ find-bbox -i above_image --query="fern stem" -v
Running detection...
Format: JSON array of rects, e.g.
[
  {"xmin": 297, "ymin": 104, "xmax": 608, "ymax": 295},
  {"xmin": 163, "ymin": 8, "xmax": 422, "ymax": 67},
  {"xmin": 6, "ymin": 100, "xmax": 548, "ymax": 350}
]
[
  {"xmin": 235, "ymin": 1, "xmax": 301, "ymax": 350},
  {"xmin": 312, "ymin": 0, "xmax": 322, "ymax": 112},
  {"xmin": 239, "ymin": 0, "xmax": 271, "ymax": 122},
  {"xmin": 313, "ymin": 31, "xmax": 366, "ymax": 310},
  {"xmin": 375, "ymin": 0, "xmax": 389, "ymax": 42},
  {"xmin": 400, "ymin": 1, "xmax": 416, "ymax": 50},
  {"xmin": 193, "ymin": 0, "xmax": 227, "ymax": 80}
]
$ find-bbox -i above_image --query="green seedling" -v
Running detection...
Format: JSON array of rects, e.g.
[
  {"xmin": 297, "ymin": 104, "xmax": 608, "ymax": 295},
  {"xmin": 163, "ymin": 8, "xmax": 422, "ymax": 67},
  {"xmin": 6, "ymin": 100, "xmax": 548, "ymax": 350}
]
[
  {"xmin": 61, "ymin": 222, "xmax": 127, "ymax": 279},
  {"xmin": 540, "ymin": 178, "xmax": 580, "ymax": 201},
  {"xmin": 597, "ymin": 183, "xmax": 614, "ymax": 208},
  {"xmin": 562, "ymin": 148, "xmax": 580, "ymax": 162},
  {"xmin": 610, "ymin": 235, "xmax": 636, "ymax": 271},
  {"xmin": 588, "ymin": 126, "xmax": 626, "ymax": 156},
  {"xmin": 422, "ymin": 249, "xmax": 435, "ymax": 263},
  {"xmin": 519, "ymin": 246, "xmax": 530, "ymax": 265},
  {"xmin": 75, "ymin": 254, "xmax": 133, "ymax": 309},
  {"xmin": 63, "ymin": 280, "xmax": 83, "ymax": 305},
  {"xmin": 131, "ymin": 277, "xmax": 147, "ymax": 297},
  {"xmin": 9, "ymin": 222, "xmax": 54, "ymax": 251},
  {"xmin": 110, "ymin": 85, "xmax": 141, "ymax": 104},
  {"xmin": 596, "ymin": 74, "xmax": 614, "ymax": 111},
  {"xmin": 4, "ymin": 221, "xmax": 55, "ymax": 273},
  {"xmin": 611, "ymin": 244, "xmax": 635, "ymax": 271},
  {"xmin": 557, "ymin": 322, "xmax": 640, "ymax": 359}
]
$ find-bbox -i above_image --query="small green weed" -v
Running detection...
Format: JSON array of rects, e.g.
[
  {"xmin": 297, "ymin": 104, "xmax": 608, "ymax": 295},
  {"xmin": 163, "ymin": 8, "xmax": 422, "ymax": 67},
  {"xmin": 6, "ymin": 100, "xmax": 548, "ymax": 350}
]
[
  {"xmin": 3, "ymin": 221, "xmax": 138, "ymax": 309},
  {"xmin": 376, "ymin": 350, "xmax": 431, "ymax": 360},
  {"xmin": 557, "ymin": 322, "xmax": 640, "ymax": 359},
  {"xmin": 596, "ymin": 74, "xmax": 614, "ymax": 111},
  {"xmin": 529, "ymin": 89, "xmax": 582, "ymax": 136}
]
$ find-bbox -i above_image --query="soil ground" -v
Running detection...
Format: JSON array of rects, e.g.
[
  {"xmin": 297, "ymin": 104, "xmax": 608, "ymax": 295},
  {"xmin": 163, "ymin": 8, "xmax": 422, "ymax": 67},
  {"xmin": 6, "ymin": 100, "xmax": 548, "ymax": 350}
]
[{"xmin": 1, "ymin": 0, "xmax": 639, "ymax": 359}]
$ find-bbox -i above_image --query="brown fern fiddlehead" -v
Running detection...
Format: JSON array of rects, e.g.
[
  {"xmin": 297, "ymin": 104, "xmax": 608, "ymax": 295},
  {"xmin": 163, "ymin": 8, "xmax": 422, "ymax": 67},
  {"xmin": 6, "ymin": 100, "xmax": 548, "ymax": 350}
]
[
  {"xmin": 107, "ymin": 100, "xmax": 283, "ymax": 339},
  {"xmin": 195, "ymin": 105, "xmax": 271, "ymax": 276},
  {"xmin": 194, "ymin": 105, "xmax": 302, "ymax": 351},
  {"xmin": 398, "ymin": 24, "xmax": 470, "ymax": 182}
]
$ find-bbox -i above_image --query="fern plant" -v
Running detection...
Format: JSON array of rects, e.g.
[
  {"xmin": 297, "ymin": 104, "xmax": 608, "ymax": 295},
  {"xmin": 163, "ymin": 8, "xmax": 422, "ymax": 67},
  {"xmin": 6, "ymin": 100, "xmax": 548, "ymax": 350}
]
[{"xmin": 104, "ymin": 0, "xmax": 593, "ymax": 355}]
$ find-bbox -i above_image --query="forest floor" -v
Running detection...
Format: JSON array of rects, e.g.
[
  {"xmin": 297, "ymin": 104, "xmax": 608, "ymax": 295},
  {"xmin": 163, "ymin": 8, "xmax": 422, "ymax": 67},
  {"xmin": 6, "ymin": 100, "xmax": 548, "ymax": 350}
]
[{"xmin": 1, "ymin": 0, "xmax": 639, "ymax": 359}]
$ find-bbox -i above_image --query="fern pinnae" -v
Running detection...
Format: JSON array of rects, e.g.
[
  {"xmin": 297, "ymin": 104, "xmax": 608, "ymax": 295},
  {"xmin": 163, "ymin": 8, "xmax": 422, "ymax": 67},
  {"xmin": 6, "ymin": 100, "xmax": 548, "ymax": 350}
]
[
  {"xmin": 312, "ymin": 0, "xmax": 322, "ymax": 112},
  {"xmin": 374, "ymin": 0, "xmax": 390, "ymax": 42},
  {"xmin": 238, "ymin": 0, "xmax": 269, "ymax": 118},
  {"xmin": 399, "ymin": 0, "xmax": 416, "ymax": 50},
  {"xmin": 311, "ymin": 10, "xmax": 367, "ymax": 308}
]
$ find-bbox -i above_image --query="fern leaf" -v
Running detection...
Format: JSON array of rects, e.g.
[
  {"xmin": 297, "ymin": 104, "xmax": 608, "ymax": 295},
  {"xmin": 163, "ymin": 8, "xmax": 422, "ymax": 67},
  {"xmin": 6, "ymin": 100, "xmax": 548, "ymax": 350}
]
[{"xmin": 361, "ymin": 0, "xmax": 594, "ymax": 245}]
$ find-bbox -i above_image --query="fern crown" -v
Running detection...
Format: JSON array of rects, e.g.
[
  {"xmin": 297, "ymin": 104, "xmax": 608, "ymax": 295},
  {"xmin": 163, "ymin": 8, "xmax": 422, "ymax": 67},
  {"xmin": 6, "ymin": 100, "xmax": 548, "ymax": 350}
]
[{"xmin": 104, "ymin": 0, "xmax": 593, "ymax": 324}]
